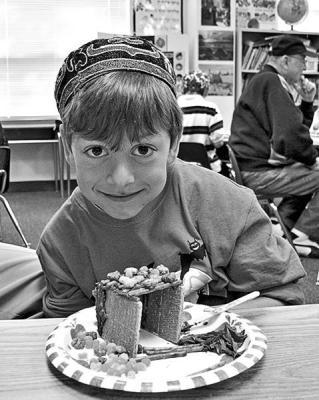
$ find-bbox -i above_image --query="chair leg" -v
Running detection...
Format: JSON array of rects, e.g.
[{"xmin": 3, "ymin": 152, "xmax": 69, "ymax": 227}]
[
  {"xmin": 268, "ymin": 201, "xmax": 296, "ymax": 250},
  {"xmin": 0, "ymin": 195, "xmax": 31, "ymax": 248}
]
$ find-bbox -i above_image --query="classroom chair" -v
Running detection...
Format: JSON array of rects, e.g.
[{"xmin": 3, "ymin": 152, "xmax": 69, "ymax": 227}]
[
  {"xmin": 0, "ymin": 145, "xmax": 30, "ymax": 248},
  {"xmin": 177, "ymin": 142, "xmax": 212, "ymax": 169},
  {"xmin": 226, "ymin": 144, "xmax": 295, "ymax": 249}
]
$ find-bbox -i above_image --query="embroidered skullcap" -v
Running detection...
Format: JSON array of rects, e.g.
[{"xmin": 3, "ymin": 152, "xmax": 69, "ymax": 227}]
[
  {"xmin": 182, "ymin": 70, "xmax": 209, "ymax": 93},
  {"xmin": 54, "ymin": 36, "xmax": 176, "ymax": 115}
]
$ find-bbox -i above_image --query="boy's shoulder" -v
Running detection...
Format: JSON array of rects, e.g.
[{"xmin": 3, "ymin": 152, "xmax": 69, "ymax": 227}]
[
  {"xmin": 39, "ymin": 188, "xmax": 87, "ymax": 239},
  {"xmin": 172, "ymin": 159, "xmax": 254, "ymax": 200}
]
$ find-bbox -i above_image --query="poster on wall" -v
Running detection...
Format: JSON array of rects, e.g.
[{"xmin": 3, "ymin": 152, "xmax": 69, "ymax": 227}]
[
  {"xmin": 163, "ymin": 50, "xmax": 186, "ymax": 75},
  {"xmin": 198, "ymin": 63, "xmax": 233, "ymax": 96},
  {"xmin": 134, "ymin": 0, "xmax": 183, "ymax": 35},
  {"xmin": 141, "ymin": 33, "xmax": 188, "ymax": 76},
  {"xmin": 236, "ymin": 0, "xmax": 277, "ymax": 29},
  {"xmin": 201, "ymin": 0, "xmax": 231, "ymax": 27},
  {"xmin": 198, "ymin": 30, "xmax": 233, "ymax": 61}
]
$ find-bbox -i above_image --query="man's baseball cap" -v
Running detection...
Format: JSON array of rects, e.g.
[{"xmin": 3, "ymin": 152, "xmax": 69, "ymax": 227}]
[{"xmin": 269, "ymin": 35, "xmax": 318, "ymax": 57}]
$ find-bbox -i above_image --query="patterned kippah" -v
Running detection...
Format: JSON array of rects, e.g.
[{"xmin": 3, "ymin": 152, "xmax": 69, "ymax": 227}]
[
  {"xmin": 54, "ymin": 36, "xmax": 176, "ymax": 115},
  {"xmin": 182, "ymin": 70, "xmax": 209, "ymax": 93}
]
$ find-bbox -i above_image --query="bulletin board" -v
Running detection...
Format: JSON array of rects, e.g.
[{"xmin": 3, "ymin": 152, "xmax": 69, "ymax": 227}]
[{"xmin": 133, "ymin": 0, "xmax": 183, "ymax": 35}]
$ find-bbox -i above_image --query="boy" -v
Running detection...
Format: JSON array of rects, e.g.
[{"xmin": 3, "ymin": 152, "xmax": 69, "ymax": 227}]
[
  {"xmin": 38, "ymin": 36, "xmax": 305, "ymax": 318},
  {"xmin": 177, "ymin": 70, "xmax": 227, "ymax": 172}
]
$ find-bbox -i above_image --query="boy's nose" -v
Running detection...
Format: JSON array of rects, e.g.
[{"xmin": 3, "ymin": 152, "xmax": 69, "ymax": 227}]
[{"xmin": 106, "ymin": 161, "xmax": 135, "ymax": 187}]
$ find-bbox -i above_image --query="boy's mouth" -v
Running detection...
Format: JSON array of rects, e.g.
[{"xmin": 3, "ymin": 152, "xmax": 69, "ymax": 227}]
[{"xmin": 103, "ymin": 189, "xmax": 144, "ymax": 201}]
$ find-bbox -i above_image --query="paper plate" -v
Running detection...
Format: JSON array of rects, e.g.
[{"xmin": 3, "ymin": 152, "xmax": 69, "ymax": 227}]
[{"xmin": 46, "ymin": 303, "xmax": 267, "ymax": 392}]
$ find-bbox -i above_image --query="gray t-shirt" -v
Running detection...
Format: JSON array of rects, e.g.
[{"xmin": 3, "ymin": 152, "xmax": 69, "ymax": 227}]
[{"xmin": 37, "ymin": 160, "xmax": 305, "ymax": 317}]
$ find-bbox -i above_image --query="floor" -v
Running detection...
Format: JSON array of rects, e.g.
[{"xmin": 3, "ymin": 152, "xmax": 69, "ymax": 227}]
[{"xmin": 1, "ymin": 190, "xmax": 65, "ymax": 249}]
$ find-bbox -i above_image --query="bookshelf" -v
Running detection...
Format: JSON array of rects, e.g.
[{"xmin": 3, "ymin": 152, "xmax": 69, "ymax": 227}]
[{"xmin": 236, "ymin": 29, "xmax": 319, "ymax": 106}]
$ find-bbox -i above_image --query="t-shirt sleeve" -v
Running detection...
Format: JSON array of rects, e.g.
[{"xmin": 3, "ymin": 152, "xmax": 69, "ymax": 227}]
[
  {"xmin": 223, "ymin": 196, "xmax": 306, "ymax": 304},
  {"xmin": 37, "ymin": 238, "xmax": 94, "ymax": 318}
]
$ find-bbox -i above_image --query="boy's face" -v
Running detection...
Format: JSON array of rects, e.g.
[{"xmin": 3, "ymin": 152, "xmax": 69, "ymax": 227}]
[{"xmin": 65, "ymin": 130, "xmax": 178, "ymax": 219}]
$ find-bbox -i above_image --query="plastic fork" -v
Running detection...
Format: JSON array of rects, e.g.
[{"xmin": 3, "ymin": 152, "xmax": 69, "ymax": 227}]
[{"xmin": 204, "ymin": 291, "xmax": 260, "ymax": 314}]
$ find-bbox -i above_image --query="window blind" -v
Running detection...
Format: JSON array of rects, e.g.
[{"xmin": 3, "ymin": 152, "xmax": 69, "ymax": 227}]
[{"xmin": 0, "ymin": 0, "xmax": 132, "ymax": 118}]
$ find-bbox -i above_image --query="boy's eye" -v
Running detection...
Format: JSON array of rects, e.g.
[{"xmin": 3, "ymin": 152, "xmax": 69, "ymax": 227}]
[
  {"xmin": 86, "ymin": 146, "xmax": 107, "ymax": 158},
  {"xmin": 132, "ymin": 145, "xmax": 155, "ymax": 157}
]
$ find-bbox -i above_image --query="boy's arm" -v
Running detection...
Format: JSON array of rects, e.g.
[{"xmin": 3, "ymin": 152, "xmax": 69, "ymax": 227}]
[
  {"xmin": 37, "ymin": 241, "xmax": 94, "ymax": 318},
  {"xmin": 225, "ymin": 197, "xmax": 306, "ymax": 306},
  {"xmin": 208, "ymin": 106, "xmax": 225, "ymax": 148}
]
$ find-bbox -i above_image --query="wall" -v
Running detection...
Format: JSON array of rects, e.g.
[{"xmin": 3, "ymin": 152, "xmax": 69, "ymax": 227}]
[
  {"xmin": 9, "ymin": 0, "xmax": 319, "ymax": 183},
  {"xmin": 183, "ymin": 0, "xmax": 235, "ymax": 131}
]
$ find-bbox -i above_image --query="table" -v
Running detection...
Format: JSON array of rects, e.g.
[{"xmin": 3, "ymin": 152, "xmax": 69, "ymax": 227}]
[
  {"xmin": 8, "ymin": 139, "xmax": 60, "ymax": 192},
  {"xmin": 1, "ymin": 117, "xmax": 68, "ymax": 197},
  {"xmin": 0, "ymin": 304, "xmax": 318, "ymax": 399}
]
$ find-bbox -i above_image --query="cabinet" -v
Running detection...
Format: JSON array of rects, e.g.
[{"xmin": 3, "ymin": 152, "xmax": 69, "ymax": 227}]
[{"xmin": 235, "ymin": 29, "xmax": 319, "ymax": 105}]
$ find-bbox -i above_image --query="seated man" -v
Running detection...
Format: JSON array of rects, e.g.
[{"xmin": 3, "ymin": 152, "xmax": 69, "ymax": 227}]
[
  {"xmin": 230, "ymin": 35, "xmax": 319, "ymax": 258},
  {"xmin": 177, "ymin": 70, "xmax": 229, "ymax": 172}
]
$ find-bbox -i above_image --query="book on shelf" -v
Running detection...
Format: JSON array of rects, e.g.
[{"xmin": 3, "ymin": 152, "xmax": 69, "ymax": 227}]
[
  {"xmin": 305, "ymin": 57, "xmax": 318, "ymax": 73},
  {"xmin": 242, "ymin": 40, "xmax": 254, "ymax": 70},
  {"xmin": 305, "ymin": 44, "xmax": 318, "ymax": 72},
  {"xmin": 254, "ymin": 50, "xmax": 269, "ymax": 71},
  {"xmin": 242, "ymin": 40, "xmax": 271, "ymax": 71}
]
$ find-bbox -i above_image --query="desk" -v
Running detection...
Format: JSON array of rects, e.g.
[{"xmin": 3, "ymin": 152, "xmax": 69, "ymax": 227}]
[
  {"xmin": 1, "ymin": 117, "xmax": 67, "ymax": 196},
  {"xmin": 8, "ymin": 139, "xmax": 60, "ymax": 193},
  {"xmin": 0, "ymin": 304, "xmax": 318, "ymax": 399}
]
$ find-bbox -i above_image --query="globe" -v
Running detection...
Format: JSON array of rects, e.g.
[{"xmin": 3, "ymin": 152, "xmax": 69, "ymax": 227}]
[{"xmin": 277, "ymin": 0, "xmax": 309, "ymax": 25}]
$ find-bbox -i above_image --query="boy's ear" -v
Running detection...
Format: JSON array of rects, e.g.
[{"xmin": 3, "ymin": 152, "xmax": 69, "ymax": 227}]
[
  {"xmin": 168, "ymin": 138, "xmax": 180, "ymax": 165},
  {"xmin": 59, "ymin": 124, "xmax": 75, "ymax": 167}
]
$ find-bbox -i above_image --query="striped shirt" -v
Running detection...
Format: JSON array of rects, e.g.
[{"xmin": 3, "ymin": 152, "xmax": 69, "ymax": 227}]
[{"xmin": 177, "ymin": 94, "xmax": 224, "ymax": 148}]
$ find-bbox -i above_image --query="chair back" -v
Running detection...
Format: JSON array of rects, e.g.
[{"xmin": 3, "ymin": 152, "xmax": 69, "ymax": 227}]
[
  {"xmin": 226, "ymin": 144, "xmax": 244, "ymax": 185},
  {"xmin": 0, "ymin": 146, "xmax": 10, "ymax": 193},
  {"xmin": 177, "ymin": 142, "xmax": 211, "ymax": 169}
]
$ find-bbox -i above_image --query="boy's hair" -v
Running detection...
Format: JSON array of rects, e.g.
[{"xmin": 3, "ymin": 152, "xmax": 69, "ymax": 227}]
[
  {"xmin": 55, "ymin": 35, "xmax": 183, "ymax": 148},
  {"xmin": 62, "ymin": 70, "xmax": 183, "ymax": 149},
  {"xmin": 182, "ymin": 70, "xmax": 210, "ymax": 96}
]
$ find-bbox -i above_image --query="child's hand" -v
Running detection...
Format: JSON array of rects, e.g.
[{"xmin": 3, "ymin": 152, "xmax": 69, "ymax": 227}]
[
  {"xmin": 210, "ymin": 130, "xmax": 226, "ymax": 148},
  {"xmin": 182, "ymin": 268, "xmax": 212, "ymax": 303}
]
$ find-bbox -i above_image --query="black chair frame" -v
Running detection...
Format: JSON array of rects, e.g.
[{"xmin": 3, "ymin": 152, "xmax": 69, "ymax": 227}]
[
  {"xmin": 0, "ymin": 146, "xmax": 30, "ymax": 248},
  {"xmin": 177, "ymin": 142, "xmax": 211, "ymax": 169}
]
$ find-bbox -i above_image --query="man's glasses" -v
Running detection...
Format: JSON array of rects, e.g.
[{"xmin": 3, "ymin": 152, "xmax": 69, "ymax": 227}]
[{"xmin": 288, "ymin": 55, "xmax": 306, "ymax": 67}]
